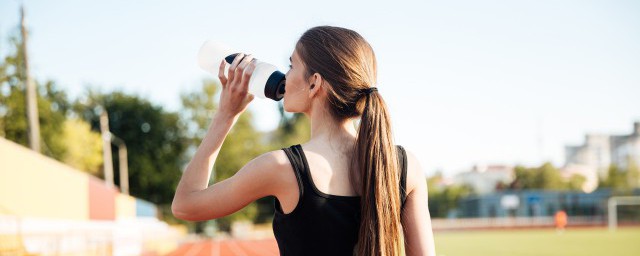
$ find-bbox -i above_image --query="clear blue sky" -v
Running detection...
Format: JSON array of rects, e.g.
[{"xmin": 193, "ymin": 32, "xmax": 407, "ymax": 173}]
[{"xmin": 1, "ymin": 0, "xmax": 639, "ymax": 176}]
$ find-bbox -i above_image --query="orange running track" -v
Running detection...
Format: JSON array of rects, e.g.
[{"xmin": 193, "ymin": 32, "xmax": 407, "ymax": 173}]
[{"xmin": 166, "ymin": 238, "xmax": 279, "ymax": 256}]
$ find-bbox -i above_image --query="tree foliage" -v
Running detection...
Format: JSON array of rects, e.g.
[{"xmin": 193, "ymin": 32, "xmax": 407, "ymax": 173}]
[
  {"xmin": 61, "ymin": 118, "xmax": 103, "ymax": 174},
  {"xmin": 599, "ymin": 160, "xmax": 640, "ymax": 192},
  {"xmin": 426, "ymin": 173, "xmax": 473, "ymax": 218},
  {"xmin": 74, "ymin": 90, "xmax": 188, "ymax": 206},
  {"xmin": 509, "ymin": 162, "xmax": 585, "ymax": 190},
  {"xmin": 0, "ymin": 34, "xmax": 70, "ymax": 160}
]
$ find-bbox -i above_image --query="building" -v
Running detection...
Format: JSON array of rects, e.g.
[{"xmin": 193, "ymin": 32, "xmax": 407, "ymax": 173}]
[
  {"xmin": 610, "ymin": 122, "xmax": 640, "ymax": 170},
  {"xmin": 565, "ymin": 122, "xmax": 640, "ymax": 178},
  {"xmin": 565, "ymin": 134, "xmax": 611, "ymax": 178},
  {"xmin": 452, "ymin": 164, "xmax": 514, "ymax": 194}
]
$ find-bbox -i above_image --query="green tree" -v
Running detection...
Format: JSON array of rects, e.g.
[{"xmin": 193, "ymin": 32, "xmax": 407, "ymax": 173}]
[
  {"xmin": 0, "ymin": 33, "xmax": 68, "ymax": 161},
  {"xmin": 60, "ymin": 118, "xmax": 103, "ymax": 174},
  {"xmin": 535, "ymin": 162, "xmax": 565, "ymax": 190},
  {"xmin": 426, "ymin": 172, "xmax": 473, "ymax": 218},
  {"xmin": 627, "ymin": 158, "xmax": 640, "ymax": 189},
  {"xmin": 510, "ymin": 162, "xmax": 583, "ymax": 190},
  {"xmin": 599, "ymin": 160, "xmax": 640, "ymax": 192},
  {"xmin": 566, "ymin": 174, "xmax": 587, "ymax": 191},
  {"xmin": 75, "ymin": 90, "xmax": 188, "ymax": 207}
]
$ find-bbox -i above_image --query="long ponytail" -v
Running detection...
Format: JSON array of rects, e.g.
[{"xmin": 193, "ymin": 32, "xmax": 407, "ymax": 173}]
[
  {"xmin": 353, "ymin": 89, "xmax": 402, "ymax": 256},
  {"xmin": 295, "ymin": 26, "xmax": 403, "ymax": 256}
]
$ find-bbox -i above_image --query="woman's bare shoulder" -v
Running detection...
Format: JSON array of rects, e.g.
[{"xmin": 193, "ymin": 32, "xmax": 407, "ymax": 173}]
[
  {"xmin": 253, "ymin": 149, "xmax": 297, "ymax": 193},
  {"xmin": 403, "ymin": 148, "xmax": 426, "ymax": 195}
]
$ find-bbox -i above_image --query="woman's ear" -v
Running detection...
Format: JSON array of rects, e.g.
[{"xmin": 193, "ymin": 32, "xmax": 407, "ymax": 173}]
[{"xmin": 308, "ymin": 73, "xmax": 323, "ymax": 99}]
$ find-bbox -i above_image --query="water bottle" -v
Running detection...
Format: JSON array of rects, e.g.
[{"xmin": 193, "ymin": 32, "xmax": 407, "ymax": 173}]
[{"xmin": 197, "ymin": 40, "xmax": 286, "ymax": 101}]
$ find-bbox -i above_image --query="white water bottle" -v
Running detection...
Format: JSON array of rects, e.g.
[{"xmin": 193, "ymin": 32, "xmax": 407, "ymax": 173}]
[{"xmin": 197, "ymin": 40, "xmax": 286, "ymax": 101}]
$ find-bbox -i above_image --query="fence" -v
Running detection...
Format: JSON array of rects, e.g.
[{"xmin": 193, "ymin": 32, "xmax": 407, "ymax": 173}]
[{"xmin": 0, "ymin": 215, "xmax": 182, "ymax": 256}]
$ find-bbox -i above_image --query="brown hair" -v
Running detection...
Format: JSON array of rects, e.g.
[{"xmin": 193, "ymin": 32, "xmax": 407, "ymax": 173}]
[{"xmin": 296, "ymin": 26, "xmax": 402, "ymax": 256}]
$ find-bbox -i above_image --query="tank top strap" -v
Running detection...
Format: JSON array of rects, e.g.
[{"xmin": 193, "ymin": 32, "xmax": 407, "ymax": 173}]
[
  {"xmin": 397, "ymin": 145, "xmax": 408, "ymax": 209},
  {"xmin": 282, "ymin": 144, "xmax": 408, "ymax": 208},
  {"xmin": 281, "ymin": 144, "xmax": 308, "ymax": 200}
]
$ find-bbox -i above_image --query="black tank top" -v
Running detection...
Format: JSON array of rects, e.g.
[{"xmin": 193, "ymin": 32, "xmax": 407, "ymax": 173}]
[{"xmin": 272, "ymin": 144, "xmax": 408, "ymax": 256}]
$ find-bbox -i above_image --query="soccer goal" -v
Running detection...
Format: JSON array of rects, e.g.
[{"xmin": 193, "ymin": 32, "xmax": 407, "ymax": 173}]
[{"xmin": 608, "ymin": 196, "xmax": 640, "ymax": 231}]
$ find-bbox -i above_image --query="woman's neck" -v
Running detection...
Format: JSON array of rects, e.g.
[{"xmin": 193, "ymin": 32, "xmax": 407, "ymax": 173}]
[{"xmin": 306, "ymin": 103, "xmax": 357, "ymax": 150}]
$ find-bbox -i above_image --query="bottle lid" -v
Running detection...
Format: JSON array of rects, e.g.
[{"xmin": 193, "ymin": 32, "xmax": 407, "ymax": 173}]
[{"xmin": 265, "ymin": 71, "xmax": 286, "ymax": 101}]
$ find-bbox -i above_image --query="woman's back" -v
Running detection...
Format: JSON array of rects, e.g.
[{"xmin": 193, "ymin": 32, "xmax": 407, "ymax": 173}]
[
  {"xmin": 173, "ymin": 25, "xmax": 436, "ymax": 256},
  {"xmin": 272, "ymin": 144, "xmax": 408, "ymax": 256}
]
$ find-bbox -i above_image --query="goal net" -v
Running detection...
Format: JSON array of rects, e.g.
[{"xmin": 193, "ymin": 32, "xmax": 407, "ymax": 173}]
[{"xmin": 608, "ymin": 196, "xmax": 640, "ymax": 231}]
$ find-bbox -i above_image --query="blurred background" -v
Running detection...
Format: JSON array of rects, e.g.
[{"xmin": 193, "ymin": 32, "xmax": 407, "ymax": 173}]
[{"xmin": 1, "ymin": 0, "xmax": 639, "ymax": 255}]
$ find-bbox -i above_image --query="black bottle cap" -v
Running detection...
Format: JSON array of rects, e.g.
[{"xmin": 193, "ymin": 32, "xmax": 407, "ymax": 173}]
[{"xmin": 265, "ymin": 71, "xmax": 286, "ymax": 101}]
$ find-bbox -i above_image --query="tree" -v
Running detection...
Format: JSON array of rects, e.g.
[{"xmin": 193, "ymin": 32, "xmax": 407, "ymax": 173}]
[
  {"xmin": 599, "ymin": 159, "xmax": 640, "ymax": 192},
  {"xmin": 75, "ymin": 90, "xmax": 188, "ymax": 206},
  {"xmin": 627, "ymin": 158, "xmax": 640, "ymax": 189},
  {"xmin": 426, "ymin": 173, "xmax": 473, "ymax": 218},
  {"xmin": 566, "ymin": 174, "xmax": 587, "ymax": 191},
  {"xmin": 535, "ymin": 162, "xmax": 565, "ymax": 190},
  {"xmin": 60, "ymin": 118, "xmax": 103, "ymax": 174},
  {"xmin": 0, "ymin": 32, "xmax": 69, "ymax": 161},
  {"xmin": 509, "ymin": 162, "xmax": 582, "ymax": 190}
]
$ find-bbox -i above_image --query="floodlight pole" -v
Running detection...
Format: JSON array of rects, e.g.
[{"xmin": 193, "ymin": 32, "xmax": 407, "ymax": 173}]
[{"xmin": 110, "ymin": 134, "xmax": 129, "ymax": 195}]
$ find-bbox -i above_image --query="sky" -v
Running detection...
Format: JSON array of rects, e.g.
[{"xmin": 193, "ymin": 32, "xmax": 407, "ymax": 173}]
[{"xmin": 1, "ymin": 0, "xmax": 639, "ymax": 177}]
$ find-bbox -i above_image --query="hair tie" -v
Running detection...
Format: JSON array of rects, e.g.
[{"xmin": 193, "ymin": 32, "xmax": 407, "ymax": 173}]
[
  {"xmin": 360, "ymin": 87, "xmax": 378, "ymax": 113},
  {"xmin": 361, "ymin": 87, "xmax": 378, "ymax": 96}
]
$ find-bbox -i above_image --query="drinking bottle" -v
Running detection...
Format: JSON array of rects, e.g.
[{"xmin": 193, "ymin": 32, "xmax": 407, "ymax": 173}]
[{"xmin": 197, "ymin": 41, "xmax": 285, "ymax": 101}]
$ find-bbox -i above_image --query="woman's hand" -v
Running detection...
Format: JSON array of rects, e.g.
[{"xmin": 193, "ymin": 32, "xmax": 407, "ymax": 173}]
[{"xmin": 217, "ymin": 53, "xmax": 257, "ymax": 119}]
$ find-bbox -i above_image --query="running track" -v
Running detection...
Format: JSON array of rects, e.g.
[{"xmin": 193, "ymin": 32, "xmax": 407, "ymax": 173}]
[{"xmin": 166, "ymin": 238, "xmax": 280, "ymax": 256}]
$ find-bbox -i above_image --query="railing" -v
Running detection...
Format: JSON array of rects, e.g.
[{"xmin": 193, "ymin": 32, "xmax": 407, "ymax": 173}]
[
  {"xmin": 430, "ymin": 216, "xmax": 615, "ymax": 231},
  {"xmin": 0, "ymin": 215, "xmax": 181, "ymax": 256}
]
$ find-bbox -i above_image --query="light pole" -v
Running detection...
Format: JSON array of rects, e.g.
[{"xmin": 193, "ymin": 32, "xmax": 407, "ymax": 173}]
[
  {"xmin": 99, "ymin": 110, "xmax": 114, "ymax": 188},
  {"xmin": 98, "ymin": 108, "xmax": 129, "ymax": 194},
  {"xmin": 21, "ymin": 5, "xmax": 40, "ymax": 153},
  {"xmin": 110, "ymin": 134, "xmax": 129, "ymax": 195}
]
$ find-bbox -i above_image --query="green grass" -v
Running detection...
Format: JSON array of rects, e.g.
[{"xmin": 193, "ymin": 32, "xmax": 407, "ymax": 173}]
[{"xmin": 433, "ymin": 227, "xmax": 640, "ymax": 256}]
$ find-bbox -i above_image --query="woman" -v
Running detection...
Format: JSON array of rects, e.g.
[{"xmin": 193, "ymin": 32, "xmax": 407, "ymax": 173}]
[{"xmin": 172, "ymin": 26, "xmax": 436, "ymax": 256}]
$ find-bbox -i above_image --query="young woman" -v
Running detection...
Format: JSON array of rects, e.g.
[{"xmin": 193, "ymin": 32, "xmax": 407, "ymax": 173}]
[{"xmin": 172, "ymin": 26, "xmax": 436, "ymax": 256}]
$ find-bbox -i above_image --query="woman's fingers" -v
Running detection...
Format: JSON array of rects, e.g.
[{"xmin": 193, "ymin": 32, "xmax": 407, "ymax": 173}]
[
  {"xmin": 234, "ymin": 55, "xmax": 254, "ymax": 90},
  {"xmin": 227, "ymin": 53, "xmax": 245, "ymax": 83},
  {"xmin": 218, "ymin": 59, "xmax": 228, "ymax": 87},
  {"xmin": 242, "ymin": 59, "xmax": 257, "ymax": 91}
]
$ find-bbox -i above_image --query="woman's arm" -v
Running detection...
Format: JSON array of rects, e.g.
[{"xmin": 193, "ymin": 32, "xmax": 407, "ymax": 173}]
[
  {"xmin": 171, "ymin": 54, "xmax": 286, "ymax": 221},
  {"xmin": 402, "ymin": 150, "xmax": 437, "ymax": 256}
]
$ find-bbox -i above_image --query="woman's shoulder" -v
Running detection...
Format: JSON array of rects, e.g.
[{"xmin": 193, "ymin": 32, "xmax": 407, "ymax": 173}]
[
  {"xmin": 251, "ymin": 149, "xmax": 292, "ymax": 171},
  {"xmin": 401, "ymin": 148, "xmax": 426, "ymax": 195}
]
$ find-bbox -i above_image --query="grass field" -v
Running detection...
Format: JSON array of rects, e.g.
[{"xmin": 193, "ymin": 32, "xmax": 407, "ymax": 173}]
[
  {"xmin": 165, "ymin": 227, "xmax": 639, "ymax": 255},
  {"xmin": 433, "ymin": 227, "xmax": 640, "ymax": 256}
]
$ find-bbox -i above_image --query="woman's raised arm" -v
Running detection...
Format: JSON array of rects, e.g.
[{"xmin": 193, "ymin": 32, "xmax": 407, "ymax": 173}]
[{"xmin": 171, "ymin": 53, "xmax": 287, "ymax": 221}]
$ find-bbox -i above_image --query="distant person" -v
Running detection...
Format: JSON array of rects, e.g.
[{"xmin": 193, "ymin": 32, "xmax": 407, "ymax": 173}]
[
  {"xmin": 172, "ymin": 26, "xmax": 436, "ymax": 255},
  {"xmin": 555, "ymin": 210, "xmax": 567, "ymax": 232}
]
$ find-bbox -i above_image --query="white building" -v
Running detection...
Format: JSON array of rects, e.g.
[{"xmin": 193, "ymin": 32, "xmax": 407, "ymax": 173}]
[
  {"xmin": 452, "ymin": 164, "xmax": 514, "ymax": 194},
  {"xmin": 610, "ymin": 122, "xmax": 640, "ymax": 170},
  {"xmin": 564, "ymin": 122, "xmax": 640, "ymax": 178}
]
